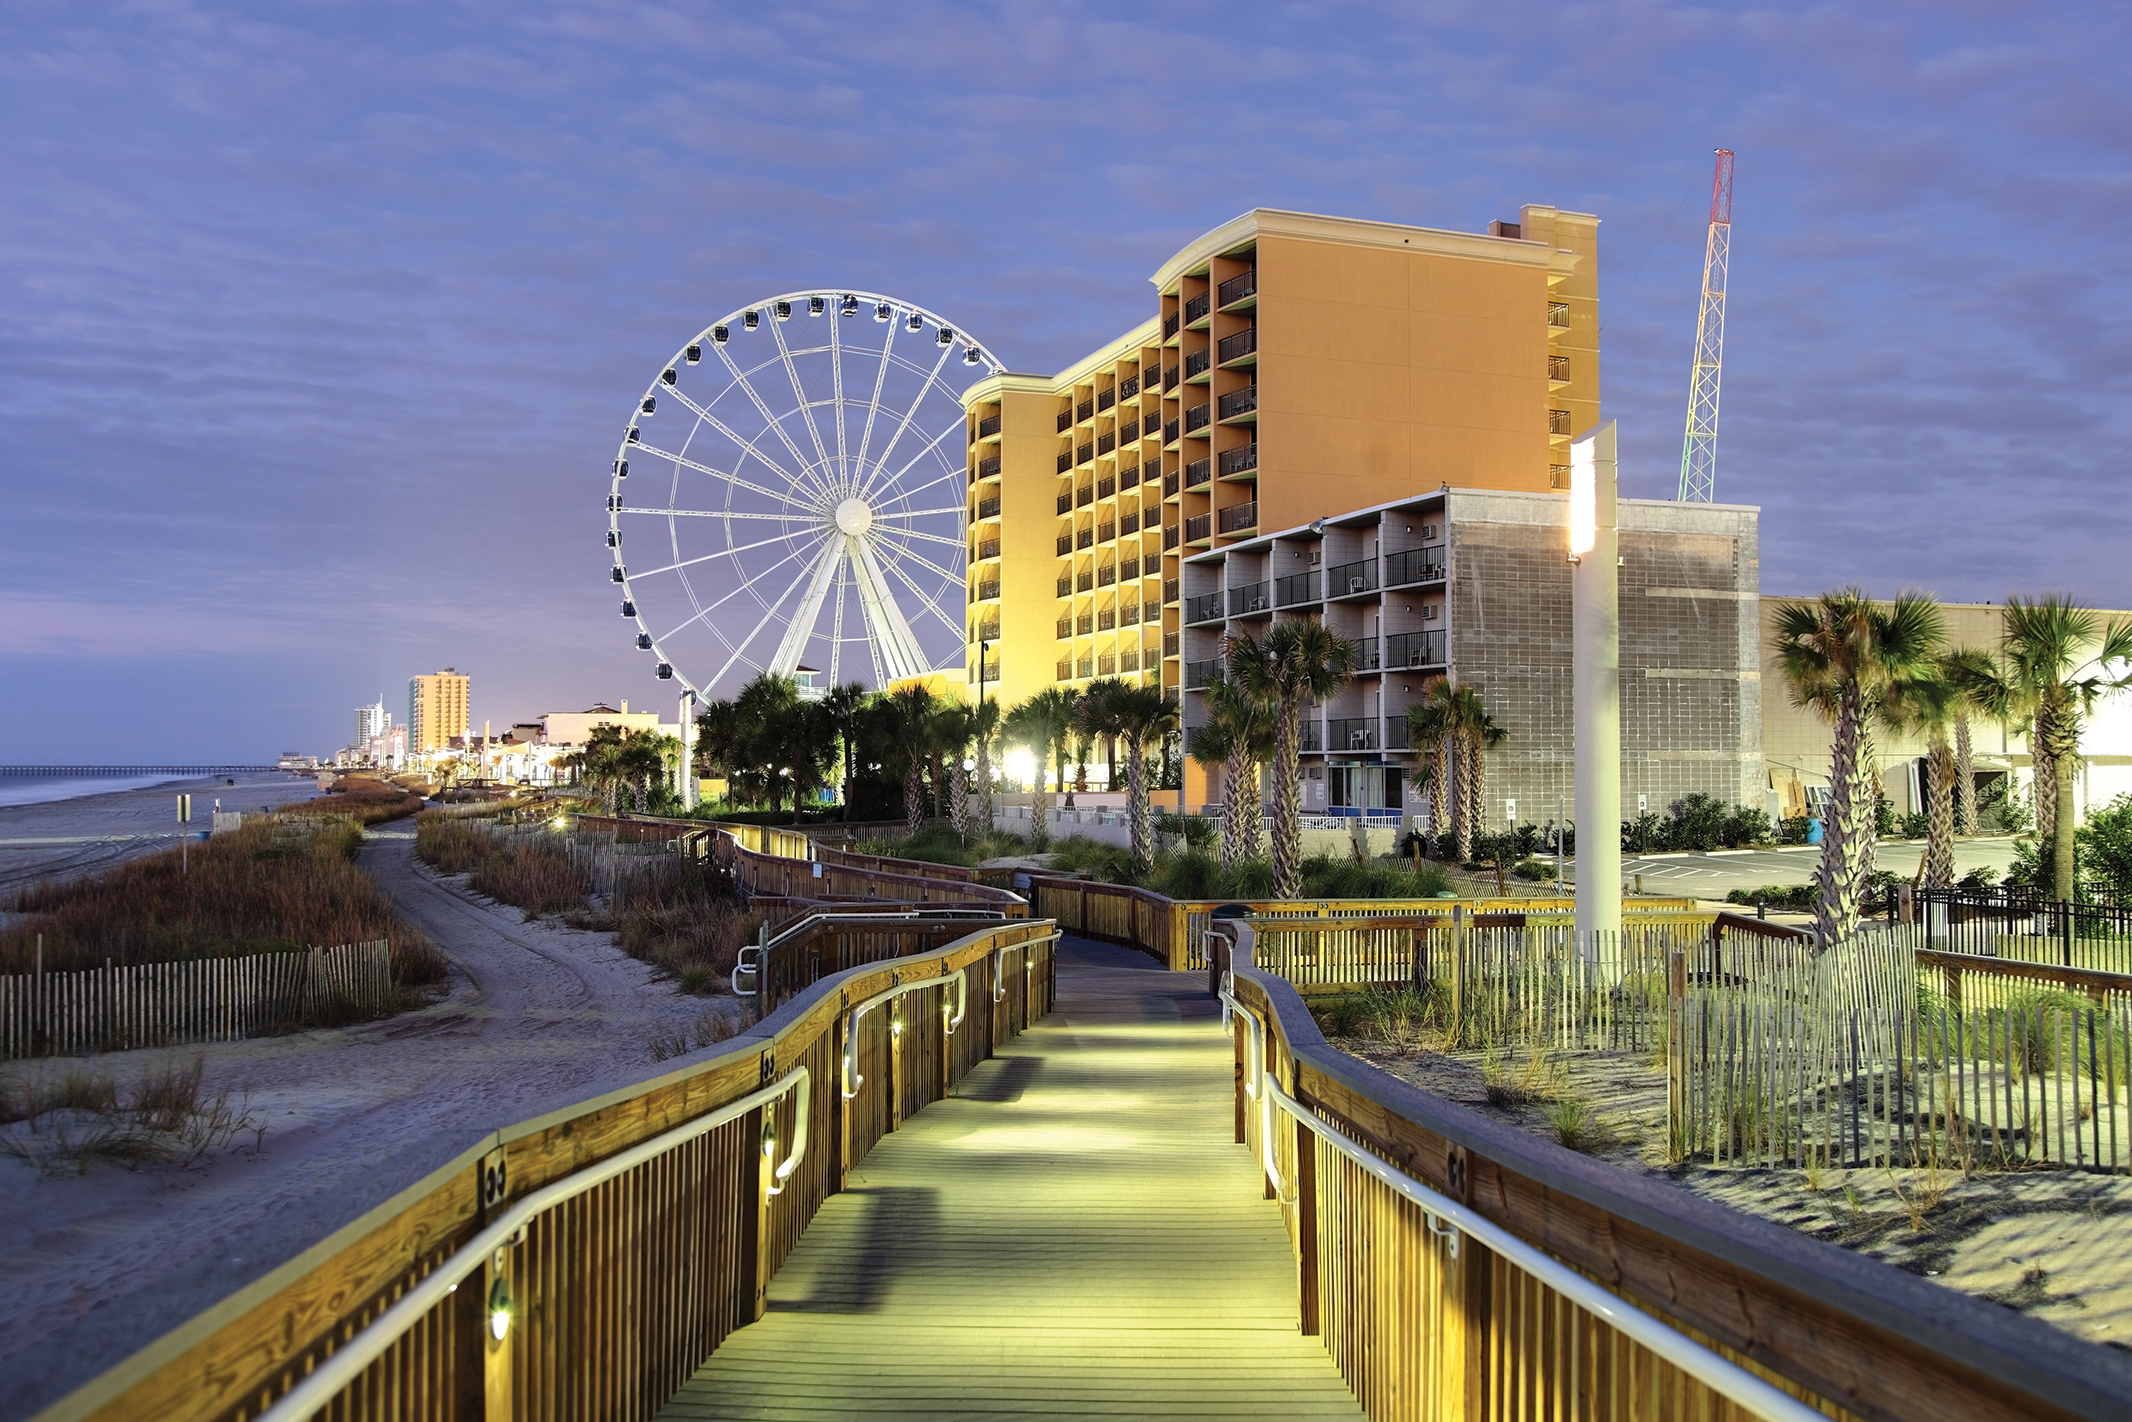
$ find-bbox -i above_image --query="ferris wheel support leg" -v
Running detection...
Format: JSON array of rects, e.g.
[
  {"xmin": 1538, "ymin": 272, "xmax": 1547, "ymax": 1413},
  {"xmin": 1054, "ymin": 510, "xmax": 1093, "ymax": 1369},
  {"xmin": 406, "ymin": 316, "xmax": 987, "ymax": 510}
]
[
  {"xmin": 770, "ymin": 538, "xmax": 845, "ymax": 679},
  {"xmin": 849, "ymin": 537, "xmax": 932, "ymax": 684}
]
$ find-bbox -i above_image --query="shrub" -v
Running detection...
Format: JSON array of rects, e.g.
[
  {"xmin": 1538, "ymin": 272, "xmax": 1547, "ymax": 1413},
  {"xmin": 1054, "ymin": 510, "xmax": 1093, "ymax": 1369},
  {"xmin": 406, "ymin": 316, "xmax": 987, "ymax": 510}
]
[
  {"xmin": 1895, "ymin": 811, "xmax": 1931, "ymax": 840},
  {"xmin": 1512, "ymin": 858, "xmax": 1556, "ymax": 882},
  {"xmin": 1299, "ymin": 854, "xmax": 1452, "ymax": 901},
  {"xmin": 1725, "ymin": 883, "xmax": 1817, "ymax": 912},
  {"xmin": 1154, "ymin": 812, "xmax": 1218, "ymax": 849},
  {"xmin": 611, "ymin": 855, "xmax": 755, "ymax": 988},
  {"xmin": 855, "ymin": 824, "xmax": 977, "ymax": 867},
  {"xmin": 282, "ymin": 777, "xmax": 425, "ymax": 827},
  {"xmin": 415, "ymin": 818, "xmax": 493, "ymax": 874}
]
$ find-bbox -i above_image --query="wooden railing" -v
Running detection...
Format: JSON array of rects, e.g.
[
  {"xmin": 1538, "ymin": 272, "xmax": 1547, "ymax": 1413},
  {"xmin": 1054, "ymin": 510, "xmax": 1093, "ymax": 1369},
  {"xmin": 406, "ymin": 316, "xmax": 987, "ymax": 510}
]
[
  {"xmin": 694, "ymin": 828, "xmax": 1024, "ymax": 914},
  {"xmin": 753, "ymin": 912, "xmax": 1009, "ymax": 1014},
  {"xmin": 1221, "ymin": 948, "xmax": 2132, "ymax": 1422},
  {"xmin": 38, "ymin": 919, "xmax": 1058, "ymax": 1422},
  {"xmin": 1027, "ymin": 875, "xmax": 1696, "ymax": 973}
]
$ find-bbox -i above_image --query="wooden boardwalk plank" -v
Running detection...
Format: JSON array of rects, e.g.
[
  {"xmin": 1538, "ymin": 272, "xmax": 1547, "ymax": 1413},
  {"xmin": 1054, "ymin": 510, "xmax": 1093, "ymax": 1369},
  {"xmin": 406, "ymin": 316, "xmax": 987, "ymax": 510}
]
[{"xmin": 659, "ymin": 939, "xmax": 1361, "ymax": 1421}]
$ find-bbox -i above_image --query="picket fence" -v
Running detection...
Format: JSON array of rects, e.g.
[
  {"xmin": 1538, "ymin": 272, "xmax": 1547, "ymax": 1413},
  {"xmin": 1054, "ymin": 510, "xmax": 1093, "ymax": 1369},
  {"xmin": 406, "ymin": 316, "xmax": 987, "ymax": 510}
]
[
  {"xmin": 0, "ymin": 940, "xmax": 393, "ymax": 1059},
  {"xmin": 1671, "ymin": 932, "xmax": 2132, "ymax": 1172}
]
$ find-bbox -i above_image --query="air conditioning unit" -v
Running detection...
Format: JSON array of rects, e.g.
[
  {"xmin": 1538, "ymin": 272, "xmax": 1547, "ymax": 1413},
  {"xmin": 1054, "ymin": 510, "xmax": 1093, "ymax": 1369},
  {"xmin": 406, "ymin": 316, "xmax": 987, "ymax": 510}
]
[{"xmin": 1348, "ymin": 577, "xmax": 1366, "ymax": 593}]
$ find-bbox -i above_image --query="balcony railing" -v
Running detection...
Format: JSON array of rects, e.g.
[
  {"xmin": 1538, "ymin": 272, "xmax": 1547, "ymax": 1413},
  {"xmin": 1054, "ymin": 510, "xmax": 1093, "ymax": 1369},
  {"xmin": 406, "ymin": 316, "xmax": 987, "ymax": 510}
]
[
  {"xmin": 1549, "ymin": 409, "xmax": 1572, "ymax": 436},
  {"xmin": 1384, "ymin": 545, "xmax": 1445, "ymax": 586},
  {"xmin": 1164, "ymin": 524, "xmax": 1179, "ymax": 550},
  {"xmin": 1164, "ymin": 418, "xmax": 1181, "ymax": 443},
  {"xmin": 1184, "ymin": 658, "xmax": 1225, "ymax": 690},
  {"xmin": 1357, "ymin": 640, "xmax": 1381, "ymax": 671},
  {"xmin": 975, "ymin": 622, "xmax": 1000, "ymax": 645},
  {"xmin": 1217, "ymin": 327, "xmax": 1256, "ymax": 364},
  {"xmin": 1548, "ymin": 354, "xmax": 1569, "ymax": 382},
  {"xmin": 1120, "ymin": 601, "xmax": 1139, "ymax": 626},
  {"xmin": 1119, "ymin": 648, "xmax": 1138, "ymax": 672},
  {"xmin": 1184, "ymin": 291, "xmax": 1211, "ymax": 324},
  {"xmin": 1163, "ymin": 366, "xmax": 1179, "ymax": 392},
  {"xmin": 1548, "ymin": 301, "xmax": 1569, "ymax": 328},
  {"xmin": 1056, "ymin": 619, "xmax": 1071, "ymax": 640},
  {"xmin": 1217, "ymin": 386, "xmax": 1257, "ymax": 420},
  {"xmin": 1077, "ymin": 571, "xmax": 1094, "ymax": 592},
  {"xmin": 1164, "ymin": 311, "xmax": 1181, "ymax": 339},
  {"xmin": 1184, "ymin": 590, "xmax": 1223, "ymax": 625},
  {"xmin": 976, "ymin": 579, "xmax": 1001, "ymax": 602},
  {"xmin": 1077, "ymin": 399, "xmax": 1094, "ymax": 422},
  {"xmin": 977, "ymin": 414, "xmax": 1001, "ymax": 438},
  {"xmin": 1097, "ymin": 432, "xmax": 1115, "ymax": 456},
  {"xmin": 1077, "ymin": 657, "xmax": 1094, "ymax": 678},
  {"xmin": 1119, "ymin": 375, "xmax": 1140, "ymax": 400},
  {"xmin": 1057, "ymin": 660, "xmax": 1072, "ymax": 682},
  {"xmin": 976, "ymin": 455, "xmax": 1001, "ymax": 479},
  {"xmin": 1097, "ymin": 608, "xmax": 1116, "ymax": 631},
  {"xmin": 1056, "ymin": 493, "xmax": 1073, "ymax": 516},
  {"xmin": 1227, "ymin": 579, "xmax": 1270, "ymax": 615},
  {"xmin": 1077, "ymin": 485, "xmax": 1094, "ymax": 507},
  {"xmin": 1217, "ymin": 269, "xmax": 1256, "ymax": 307},
  {"xmin": 1386, "ymin": 630, "xmax": 1447, "ymax": 669},
  {"xmin": 1218, "ymin": 443, "xmax": 1257, "ymax": 477},
  {"xmin": 976, "ymin": 497, "xmax": 1000, "ymax": 520},
  {"xmin": 1185, "ymin": 457, "xmax": 1211, "ymax": 488},
  {"xmin": 1184, "ymin": 512, "xmax": 1211, "ymax": 543},
  {"xmin": 1097, "ymin": 476, "xmax": 1116, "ymax": 500},
  {"xmin": 1057, "ymin": 410, "xmax": 1073, "ymax": 433},
  {"xmin": 1077, "ymin": 441, "xmax": 1095, "ymax": 464},
  {"xmin": 1328, "ymin": 558, "xmax": 1377, "ymax": 597},
  {"xmin": 1330, "ymin": 717, "xmax": 1377, "ymax": 752},
  {"xmin": 1143, "ymin": 413, "xmax": 1163, "ymax": 437},
  {"xmin": 1184, "ymin": 403, "xmax": 1210, "ymax": 434},
  {"xmin": 1056, "ymin": 535, "xmax": 1073, "ymax": 557},
  {"xmin": 1276, "ymin": 570, "xmax": 1319, "ymax": 606},
  {"xmin": 1097, "ymin": 653, "xmax": 1115, "ymax": 676},
  {"xmin": 1163, "ymin": 470, "xmax": 1180, "ymax": 498},
  {"xmin": 1121, "ymin": 515, "xmax": 1140, "ymax": 539},
  {"xmin": 1097, "ymin": 562, "xmax": 1116, "ymax": 586},
  {"xmin": 1217, "ymin": 501, "xmax": 1257, "ymax": 535},
  {"xmin": 1164, "ymin": 631, "xmax": 1180, "ymax": 657},
  {"xmin": 1184, "ymin": 349, "xmax": 1210, "ymax": 380},
  {"xmin": 1384, "ymin": 719, "xmax": 1410, "ymax": 750},
  {"xmin": 975, "ymin": 538, "xmax": 1000, "ymax": 560},
  {"xmin": 1077, "ymin": 614, "xmax": 1094, "ymax": 635},
  {"xmin": 1551, "ymin": 464, "xmax": 1572, "ymax": 490},
  {"xmin": 1077, "ymin": 529, "xmax": 1095, "ymax": 550},
  {"xmin": 1056, "ymin": 452, "xmax": 1072, "ymax": 474},
  {"xmin": 1057, "ymin": 577, "xmax": 1073, "ymax": 597},
  {"xmin": 1121, "ymin": 463, "xmax": 1140, "ymax": 487},
  {"xmin": 1097, "ymin": 387, "xmax": 1115, "ymax": 412},
  {"xmin": 1298, "ymin": 720, "xmax": 1323, "ymax": 753}
]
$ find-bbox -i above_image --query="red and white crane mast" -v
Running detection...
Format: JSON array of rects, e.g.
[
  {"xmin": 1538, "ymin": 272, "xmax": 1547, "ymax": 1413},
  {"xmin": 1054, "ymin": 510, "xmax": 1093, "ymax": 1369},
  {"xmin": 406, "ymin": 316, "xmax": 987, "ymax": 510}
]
[{"xmin": 1676, "ymin": 150, "xmax": 1735, "ymax": 502}]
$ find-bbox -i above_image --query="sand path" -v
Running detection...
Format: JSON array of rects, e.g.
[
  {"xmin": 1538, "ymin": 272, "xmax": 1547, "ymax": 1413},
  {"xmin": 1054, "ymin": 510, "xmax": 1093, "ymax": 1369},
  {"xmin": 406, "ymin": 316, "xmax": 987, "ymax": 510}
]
[{"xmin": 0, "ymin": 829, "xmax": 734, "ymax": 1422}]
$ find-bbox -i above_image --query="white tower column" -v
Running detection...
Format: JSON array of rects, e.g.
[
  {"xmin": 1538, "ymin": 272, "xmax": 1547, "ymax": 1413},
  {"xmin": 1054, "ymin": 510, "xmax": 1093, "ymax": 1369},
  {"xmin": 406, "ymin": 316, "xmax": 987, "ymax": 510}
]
[
  {"xmin": 1571, "ymin": 423, "xmax": 1622, "ymax": 954},
  {"xmin": 678, "ymin": 690, "xmax": 699, "ymax": 809}
]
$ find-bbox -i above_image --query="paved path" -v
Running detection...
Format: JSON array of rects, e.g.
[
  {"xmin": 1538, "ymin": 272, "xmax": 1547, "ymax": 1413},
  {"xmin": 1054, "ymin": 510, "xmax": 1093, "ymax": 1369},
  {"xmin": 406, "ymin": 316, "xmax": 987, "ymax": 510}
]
[{"xmin": 661, "ymin": 939, "xmax": 1361, "ymax": 1421}]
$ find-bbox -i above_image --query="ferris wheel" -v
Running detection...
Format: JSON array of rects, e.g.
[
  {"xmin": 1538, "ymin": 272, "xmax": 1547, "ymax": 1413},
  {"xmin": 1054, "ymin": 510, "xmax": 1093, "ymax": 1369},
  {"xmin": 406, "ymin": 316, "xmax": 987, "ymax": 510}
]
[{"xmin": 607, "ymin": 291, "xmax": 1003, "ymax": 697}]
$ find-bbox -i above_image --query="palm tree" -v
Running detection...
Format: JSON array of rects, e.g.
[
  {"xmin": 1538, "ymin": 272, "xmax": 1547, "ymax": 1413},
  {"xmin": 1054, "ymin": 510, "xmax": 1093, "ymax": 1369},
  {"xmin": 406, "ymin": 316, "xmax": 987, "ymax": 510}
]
[
  {"xmin": 879, "ymin": 685, "xmax": 939, "ymax": 833},
  {"xmin": 1884, "ymin": 669, "xmax": 1963, "ymax": 887},
  {"xmin": 1008, "ymin": 687, "xmax": 1080, "ymax": 846},
  {"xmin": 1112, "ymin": 682, "xmax": 1180, "ymax": 876},
  {"xmin": 1230, "ymin": 620, "xmax": 1359, "ymax": 899},
  {"xmin": 1449, "ymin": 683, "xmax": 1508, "ymax": 864},
  {"xmin": 1407, "ymin": 679, "xmax": 1456, "ymax": 856},
  {"xmin": 820, "ymin": 681, "xmax": 870, "ymax": 821},
  {"xmin": 967, "ymin": 697, "xmax": 1002, "ymax": 837},
  {"xmin": 1202, "ymin": 676, "xmax": 1273, "ymax": 865},
  {"xmin": 1954, "ymin": 598, "xmax": 2132, "ymax": 901},
  {"xmin": 1771, "ymin": 589, "xmax": 1945, "ymax": 944}
]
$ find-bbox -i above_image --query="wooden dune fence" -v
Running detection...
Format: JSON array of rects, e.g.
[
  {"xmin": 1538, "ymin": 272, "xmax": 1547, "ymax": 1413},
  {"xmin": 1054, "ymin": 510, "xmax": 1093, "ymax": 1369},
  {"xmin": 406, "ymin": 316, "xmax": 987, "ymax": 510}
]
[
  {"xmin": 0, "ymin": 940, "xmax": 392, "ymax": 1059},
  {"xmin": 1672, "ymin": 934, "xmax": 2132, "ymax": 1172}
]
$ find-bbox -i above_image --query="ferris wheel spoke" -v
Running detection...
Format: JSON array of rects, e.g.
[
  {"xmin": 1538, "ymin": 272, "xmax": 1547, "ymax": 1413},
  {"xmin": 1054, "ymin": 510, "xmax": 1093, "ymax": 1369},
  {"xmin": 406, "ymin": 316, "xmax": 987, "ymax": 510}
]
[
  {"xmin": 870, "ymin": 534, "xmax": 960, "ymax": 587},
  {"xmin": 872, "ymin": 525, "xmax": 964, "ymax": 549},
  {"xmin": 829, "ymin": 306, "xmax": 850, "ymax": 486},
  {"xmin": 771, "ymin": 535, "xmax": 844, "ymax": 676},
  {"xmin": 829, "ymin": 559, "xmax": 849, "ymax": 685},
  {"xmin": 859, "ymin": 340, "xmax": 957, "ymax": 490},
  {"xmin": 851, "ymin": 314, "xmax": 899, "ymax": 477},
  {"xmin": 707, "ymin": 549, "xmax": 829, "ymax": 689},
  {"xmin": 869, "ymin": 503, "xmax": 965, "ymax": 523},
  {"xmin": 620, "ymin": 506, "xmax": 814, "ymax": 522},
  {"xmin": 651, "ymin": 390, "xmax": 812, "ymax": 497},
  {"xmin": 876, "ymin": 547, "xmax": 966, "ymax": 643},
  {"xmin": 711, "ymin": 344, "xmax": 836, "ymax": 504},
  {"xmin": 654, "ymin": 540, "xmax": 811, "ymax": 642},
  {"xmin": 770, "ymin": 319, "xmax": 838, "ymax": 497},
  {"xmin": 632, "ymin": 439, "xmax": 817, "ymax": 513},
  {"xmin": 858, "ymin": 421, "xmax": 966, "ymax": 507},
  {"xmin": 631, "ymin": 525, "xmax": 814, "ymax": 579}
]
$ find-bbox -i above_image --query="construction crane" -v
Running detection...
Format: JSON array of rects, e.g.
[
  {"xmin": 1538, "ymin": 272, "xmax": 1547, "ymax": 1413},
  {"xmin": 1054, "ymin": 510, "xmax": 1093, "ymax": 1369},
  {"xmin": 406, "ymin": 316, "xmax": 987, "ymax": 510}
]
[{"xmin": 1676, "ymin": 149, "xmax": 1735, "ymax": 502}]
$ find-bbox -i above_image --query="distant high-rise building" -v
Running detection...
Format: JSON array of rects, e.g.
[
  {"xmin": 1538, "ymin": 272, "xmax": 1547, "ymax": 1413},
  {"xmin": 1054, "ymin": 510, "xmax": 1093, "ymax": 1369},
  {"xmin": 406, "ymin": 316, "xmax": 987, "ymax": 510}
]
[
  {"xmin": 354, "ymin": 697, "xmax": 390, "ymax": 749},
  {"xmin": 407, "ymin": 669, "xmax": 470, "ymax": 754}
]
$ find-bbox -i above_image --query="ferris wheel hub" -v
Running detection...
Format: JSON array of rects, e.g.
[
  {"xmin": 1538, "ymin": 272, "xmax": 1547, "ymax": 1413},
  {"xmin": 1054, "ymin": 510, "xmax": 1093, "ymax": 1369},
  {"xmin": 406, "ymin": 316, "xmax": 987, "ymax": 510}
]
[{"xmin": 832, "ymin": 497, "xmax": 874, "ymax": 537}]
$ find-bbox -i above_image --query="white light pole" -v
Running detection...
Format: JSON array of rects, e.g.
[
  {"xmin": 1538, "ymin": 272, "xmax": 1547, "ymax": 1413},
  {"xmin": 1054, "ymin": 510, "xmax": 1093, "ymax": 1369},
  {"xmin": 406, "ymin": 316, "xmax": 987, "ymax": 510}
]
[
  {"xmin": 678, "ymin": 690, "xmax": 699, "ymax": 810},
  {"xmin": 1571, "ymin": 423, "xmax": 1621, "ymax": 950}
]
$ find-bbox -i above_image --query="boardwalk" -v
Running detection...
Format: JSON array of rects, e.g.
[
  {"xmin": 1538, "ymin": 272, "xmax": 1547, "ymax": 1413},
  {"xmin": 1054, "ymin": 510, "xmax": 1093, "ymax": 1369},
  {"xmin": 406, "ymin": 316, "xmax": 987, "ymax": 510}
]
[{"xmin": 661, "ymin": 938, "xmax": 1362, "ymax": 1421}]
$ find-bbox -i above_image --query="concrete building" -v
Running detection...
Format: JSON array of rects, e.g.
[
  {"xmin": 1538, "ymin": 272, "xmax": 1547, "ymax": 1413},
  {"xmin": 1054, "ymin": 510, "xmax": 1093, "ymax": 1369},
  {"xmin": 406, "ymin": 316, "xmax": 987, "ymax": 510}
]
[
  {"xmin": 406, "ymin": 670, "xmax": 470, "ymax": 755},
  {"xmin": 960, "ymin": 204, "xmax": 1600, "ymax": 716},
  {"xmin": 354, "ymin": 698, "xmax": 390, "ymax": 750},
  {"xmin": 537, "ymin": 701, "xmax": 674, "ymax": 748},
  {"xmin": 1181, "ymin": 487, "xmax": 1761, "ymax": 832}
]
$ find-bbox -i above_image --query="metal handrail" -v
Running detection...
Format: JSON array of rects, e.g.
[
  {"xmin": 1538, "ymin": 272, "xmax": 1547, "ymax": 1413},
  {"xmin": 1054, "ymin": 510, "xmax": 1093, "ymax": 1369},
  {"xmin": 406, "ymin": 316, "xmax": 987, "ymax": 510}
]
[
  {"xmin": 1218, "ymin": 979, "xmax": 1825, "ymax": 1422},
  {"xmin": 252, "ymin": 1066, "xmax": 812, "ymax": 1422},
  {"xmin": 840, "ymin": 929, "xmax": 1057, "ymax": 1097}
]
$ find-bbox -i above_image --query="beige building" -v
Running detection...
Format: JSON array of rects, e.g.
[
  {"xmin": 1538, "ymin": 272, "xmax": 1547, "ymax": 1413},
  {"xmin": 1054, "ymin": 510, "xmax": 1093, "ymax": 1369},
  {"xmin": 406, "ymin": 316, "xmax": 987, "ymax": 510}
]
[
  {"xmin": 406, "ymin": 669, "xmax": 469, "ymax": 755},
  {"xmin": 1759, "ymin": 600, "xmax": 2132, "ymax": 829},
  {"xmin": 537, "ymin": 701, "xmax": 672, "ymax": 747},
  {"xmin": 961, "ymin": 204, "xmax": 1599, "ymax": 803}
]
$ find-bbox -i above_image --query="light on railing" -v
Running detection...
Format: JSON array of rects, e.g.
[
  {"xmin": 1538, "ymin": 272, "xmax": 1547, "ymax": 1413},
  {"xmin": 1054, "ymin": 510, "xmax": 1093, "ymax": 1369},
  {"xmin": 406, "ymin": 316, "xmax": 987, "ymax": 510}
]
[{"xmin": 487, "ymin": 1274, "xmax": 514, "ymax": 1341}]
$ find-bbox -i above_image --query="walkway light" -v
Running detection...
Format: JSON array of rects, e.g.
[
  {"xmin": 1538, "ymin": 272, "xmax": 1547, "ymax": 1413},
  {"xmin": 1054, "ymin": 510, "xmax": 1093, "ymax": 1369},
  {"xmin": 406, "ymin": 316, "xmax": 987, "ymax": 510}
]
[{"xmin": 487, "ymin": 1274, "xmax": 513, "ymax": 1341}]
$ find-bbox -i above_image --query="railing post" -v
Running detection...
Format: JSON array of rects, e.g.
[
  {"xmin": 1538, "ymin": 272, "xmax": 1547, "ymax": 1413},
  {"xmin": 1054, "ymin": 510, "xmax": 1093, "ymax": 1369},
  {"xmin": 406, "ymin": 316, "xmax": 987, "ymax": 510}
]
[
  {"xmin": 740, "ymin": 1098, "xmax": 771, "ymax": 1323},
  {"xmin": 1292, "ymin": 1090, "xmax": 1320, "ymax": 1335},
  {"xmin": 474, "ymin": 1145, "xmax": 514, "ymax": 1422}
]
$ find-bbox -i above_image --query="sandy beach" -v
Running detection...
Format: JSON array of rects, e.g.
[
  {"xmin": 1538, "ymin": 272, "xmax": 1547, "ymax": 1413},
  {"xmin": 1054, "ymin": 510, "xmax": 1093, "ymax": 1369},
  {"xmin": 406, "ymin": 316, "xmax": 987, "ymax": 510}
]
[{"xmin": 0, "ymin": 773, "xmax": 325, "ymax": 906}]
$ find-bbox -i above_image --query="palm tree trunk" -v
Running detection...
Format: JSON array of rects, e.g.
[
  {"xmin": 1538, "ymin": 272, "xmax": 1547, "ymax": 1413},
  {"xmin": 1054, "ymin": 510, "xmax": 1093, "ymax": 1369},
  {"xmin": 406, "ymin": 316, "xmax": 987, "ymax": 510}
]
[
  {"xmin": 1456, "ymin": 735, "xmax": 1479, "ymax": 865},
  {"xmin": 1212, "ymin": 761, "xmax": 1236, "ymax": 867},
  {"xmin": 2054, "ymin": 753, "xmax": 2078, "ymax": 903},
  {"xmin": 1815, "ymin": 688, "xmax": 1876, "ymax": 945},
  {"xmin": 904, "ymin": 762, "xmax": 924, "ymax": 834},
  {"xmin": 1233, "ymin": 757, "xmax": 1265, "ymax": 862},
  {"xmin": 1127, "ymin": 743, "xmax": 1152, "ymax": 877},
  {"xmin": 2032, "ymin": 742, "xmax": 2057, "ymax": 859},
  {"xmin": 976, "ymin": 739, "xmax": 993, "ymax": 838},
  {"xmin": 1925, "ymin": 738, "xmax": 1956, "ymax": 887},
  {"xmin": 1429, "ymin": 740, "xmax": 1450, "ymax": 857},
  {"xmin": 1953, "ymin": 714, "xmax": 1978, "ymax": 836},
  {"xmin": 1270, "ymin": 695, "xmax": 1303, "ymax": 899},
  {"xmin": 949, "ymin": 761, "xmax": 971, "ymax": 839}
]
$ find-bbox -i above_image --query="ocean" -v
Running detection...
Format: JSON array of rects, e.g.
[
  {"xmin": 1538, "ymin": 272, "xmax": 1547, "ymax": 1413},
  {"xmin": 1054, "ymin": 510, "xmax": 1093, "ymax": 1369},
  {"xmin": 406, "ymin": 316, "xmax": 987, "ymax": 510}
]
[{"xmin": 0, "ymin": 772, "xmax": 206, "ymax": 810}]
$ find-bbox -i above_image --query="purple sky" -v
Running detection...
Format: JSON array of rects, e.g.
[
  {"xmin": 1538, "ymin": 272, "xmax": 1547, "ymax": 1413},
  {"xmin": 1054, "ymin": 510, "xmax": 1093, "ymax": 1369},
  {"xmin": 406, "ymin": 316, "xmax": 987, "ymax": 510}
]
[{"xmin": 4, "ymin": 2, "xmax": 2127, "ymax": 761}]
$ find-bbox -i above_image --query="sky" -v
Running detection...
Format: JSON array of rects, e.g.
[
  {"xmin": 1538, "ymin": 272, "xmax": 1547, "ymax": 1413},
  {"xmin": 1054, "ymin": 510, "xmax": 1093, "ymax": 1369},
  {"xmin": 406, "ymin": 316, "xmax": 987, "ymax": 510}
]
[{"xmin": 2, "ymin": 1, "xmax": 2128, "ymax": 761}]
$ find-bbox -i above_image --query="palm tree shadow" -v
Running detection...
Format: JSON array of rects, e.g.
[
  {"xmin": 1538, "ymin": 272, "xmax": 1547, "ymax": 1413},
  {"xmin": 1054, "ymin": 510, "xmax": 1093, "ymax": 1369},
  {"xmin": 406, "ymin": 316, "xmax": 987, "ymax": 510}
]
[
  {"xmin": 953, "ymin": 1053, "xmax": 1039, "ymax": 1103},
  {"xmin": 770, "ymin": 1186, "xmax": 939, "ymax": 1314}
]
